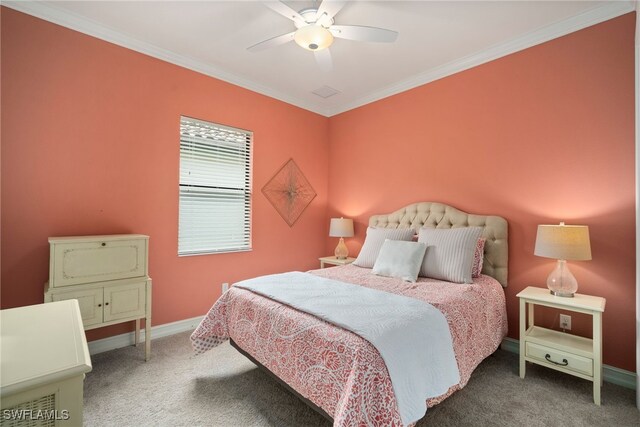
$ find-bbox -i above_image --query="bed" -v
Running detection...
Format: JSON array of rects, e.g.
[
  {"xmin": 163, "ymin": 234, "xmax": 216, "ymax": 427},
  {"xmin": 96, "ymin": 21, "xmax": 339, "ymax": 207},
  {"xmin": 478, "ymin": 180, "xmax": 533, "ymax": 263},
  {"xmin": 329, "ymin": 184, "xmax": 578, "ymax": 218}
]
[{"xmin": 191, "ymin": 202, "xmax": 508, "ymax": 426}]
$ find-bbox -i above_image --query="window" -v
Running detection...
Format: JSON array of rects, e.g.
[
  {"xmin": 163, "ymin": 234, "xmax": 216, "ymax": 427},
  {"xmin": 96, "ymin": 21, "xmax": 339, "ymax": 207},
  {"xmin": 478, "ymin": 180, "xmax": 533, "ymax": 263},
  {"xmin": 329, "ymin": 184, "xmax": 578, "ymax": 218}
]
[{"xmin": 178, "ymin": 116, "xmax": 252, "ymax": 255}]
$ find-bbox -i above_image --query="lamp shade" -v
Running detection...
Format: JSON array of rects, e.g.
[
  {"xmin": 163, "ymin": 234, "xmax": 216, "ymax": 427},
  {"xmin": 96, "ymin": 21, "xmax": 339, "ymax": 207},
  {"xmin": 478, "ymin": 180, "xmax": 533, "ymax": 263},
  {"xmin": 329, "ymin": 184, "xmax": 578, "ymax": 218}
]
[
  {"xmin": 329, "ymin": 218, "xmax": 354, "ymax": 238},
  {"xmin": 534, "ymin": 223, "xmax": 592, "ymax": 261}
]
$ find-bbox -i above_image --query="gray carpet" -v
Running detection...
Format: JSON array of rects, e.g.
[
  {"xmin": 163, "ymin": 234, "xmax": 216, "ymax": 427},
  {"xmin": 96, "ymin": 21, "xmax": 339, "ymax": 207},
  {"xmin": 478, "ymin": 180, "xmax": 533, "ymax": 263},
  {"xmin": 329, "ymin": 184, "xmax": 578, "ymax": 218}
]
[{"xmin": 84, "ymin": 331, "xmax": 639, "ymax": 426}]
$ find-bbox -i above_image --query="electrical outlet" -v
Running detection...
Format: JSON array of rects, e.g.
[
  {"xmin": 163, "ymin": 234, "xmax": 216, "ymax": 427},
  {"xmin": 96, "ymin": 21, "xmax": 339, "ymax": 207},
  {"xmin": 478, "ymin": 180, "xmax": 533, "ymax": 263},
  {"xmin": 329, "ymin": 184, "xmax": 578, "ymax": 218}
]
[
  {"xmin": 222, "ymin": 282, "xmax": 229, "ymax": 293},
  {"xmin": 559, "ymin": 314, "xmax": 571, "ymax": 331}
]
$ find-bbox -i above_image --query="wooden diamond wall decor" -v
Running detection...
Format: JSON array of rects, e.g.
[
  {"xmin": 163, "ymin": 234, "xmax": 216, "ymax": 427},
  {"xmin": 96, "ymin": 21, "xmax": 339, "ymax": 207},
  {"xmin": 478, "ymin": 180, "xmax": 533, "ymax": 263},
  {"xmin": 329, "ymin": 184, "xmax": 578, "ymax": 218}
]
[{"xmin": 262, "ymin": 159, "xmax": 316, "ymax": 227}]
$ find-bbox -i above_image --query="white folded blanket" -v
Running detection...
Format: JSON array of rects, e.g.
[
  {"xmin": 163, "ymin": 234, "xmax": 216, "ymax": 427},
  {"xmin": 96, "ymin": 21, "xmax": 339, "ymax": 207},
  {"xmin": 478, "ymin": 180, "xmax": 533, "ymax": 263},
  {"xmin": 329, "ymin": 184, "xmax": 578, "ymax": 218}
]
[{"xmin": 234, "ymin": 271, "xmax": 460, "ymax": 425}]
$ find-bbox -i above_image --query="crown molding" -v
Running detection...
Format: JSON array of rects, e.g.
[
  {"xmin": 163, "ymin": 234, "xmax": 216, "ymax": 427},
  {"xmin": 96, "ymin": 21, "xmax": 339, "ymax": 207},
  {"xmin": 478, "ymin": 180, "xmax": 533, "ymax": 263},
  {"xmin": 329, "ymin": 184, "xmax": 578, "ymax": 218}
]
[
  {"xmin": 2, "ymin": 1, "xmax": 330, "ymax": 116},
  {"xmin": 3, "ymin": 1, "xmax": 634, "ymax": 118},
  {"xmin": 327, "ymin": 0, "xmax": 636, "ymax": 116}
]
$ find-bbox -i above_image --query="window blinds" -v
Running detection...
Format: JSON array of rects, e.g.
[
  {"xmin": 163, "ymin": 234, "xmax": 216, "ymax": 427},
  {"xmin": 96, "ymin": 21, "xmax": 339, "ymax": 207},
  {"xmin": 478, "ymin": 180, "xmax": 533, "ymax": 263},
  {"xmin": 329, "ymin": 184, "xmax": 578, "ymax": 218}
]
[{"xmin": 178, "ymin": 117, "xmax": 252, "ymax": 255}]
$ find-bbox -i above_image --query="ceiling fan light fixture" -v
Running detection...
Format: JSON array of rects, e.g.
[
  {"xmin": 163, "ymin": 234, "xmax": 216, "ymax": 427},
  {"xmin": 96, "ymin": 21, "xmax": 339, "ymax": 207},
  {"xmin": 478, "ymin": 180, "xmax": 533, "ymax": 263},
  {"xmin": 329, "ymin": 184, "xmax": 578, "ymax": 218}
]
[{"xmin": 294, "ymin": 25, "xmax": 333, "ymax": 51}]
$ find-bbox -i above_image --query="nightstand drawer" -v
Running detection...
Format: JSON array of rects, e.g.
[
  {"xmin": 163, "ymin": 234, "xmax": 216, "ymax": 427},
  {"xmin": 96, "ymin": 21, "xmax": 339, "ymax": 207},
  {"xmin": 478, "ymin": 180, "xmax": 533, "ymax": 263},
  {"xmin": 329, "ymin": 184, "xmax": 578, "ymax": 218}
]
[{"xmin": 526, "ymin": 342, "xmax": 593, "ymax": 377}]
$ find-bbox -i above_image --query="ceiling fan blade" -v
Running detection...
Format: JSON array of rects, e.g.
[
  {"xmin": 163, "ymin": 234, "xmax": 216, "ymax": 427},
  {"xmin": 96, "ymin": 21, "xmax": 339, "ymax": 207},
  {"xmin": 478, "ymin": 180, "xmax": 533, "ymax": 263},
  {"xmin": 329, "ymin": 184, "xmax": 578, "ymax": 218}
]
[
  {"xmin": 330, "ymin": 25, "xmax": 398, "ymax": 43},
  {"xmin": 314, "ymin": 49, "xmax": 333, "ymax": 72},
  {"xmin": 264, "ymin": 1, "xmax": 306, "ymax": 26},
  {"xmin": 316, "ymin": 0, "xmax": 346, "ymax": 21},
  {"xmin": 247, "ymin": 31, "xmax": 295, "ymax": 52}
]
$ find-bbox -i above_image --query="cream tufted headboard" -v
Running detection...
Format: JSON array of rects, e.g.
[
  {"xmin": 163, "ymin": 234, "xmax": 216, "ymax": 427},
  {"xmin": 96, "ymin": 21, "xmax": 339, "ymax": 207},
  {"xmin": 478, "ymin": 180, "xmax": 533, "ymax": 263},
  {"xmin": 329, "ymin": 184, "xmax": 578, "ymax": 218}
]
[{"xmin": 369, "ymin": 202, "xmax": 508, "ymax": 287}]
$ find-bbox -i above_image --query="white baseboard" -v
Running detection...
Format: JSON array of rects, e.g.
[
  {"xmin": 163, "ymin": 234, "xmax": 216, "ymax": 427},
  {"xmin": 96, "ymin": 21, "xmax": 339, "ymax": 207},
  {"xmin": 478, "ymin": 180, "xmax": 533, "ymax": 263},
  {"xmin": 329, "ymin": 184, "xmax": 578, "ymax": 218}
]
[
  {"xmin": 87, "ymin": 315, "xmax": 204, "ymax": 356},
  {"xmin": 501, "ymin": 337, "xmax": 637, "ymax": 390},
  {"xmin": 87, "ymin": 319, "xmax": 636, "ymax": 391}
]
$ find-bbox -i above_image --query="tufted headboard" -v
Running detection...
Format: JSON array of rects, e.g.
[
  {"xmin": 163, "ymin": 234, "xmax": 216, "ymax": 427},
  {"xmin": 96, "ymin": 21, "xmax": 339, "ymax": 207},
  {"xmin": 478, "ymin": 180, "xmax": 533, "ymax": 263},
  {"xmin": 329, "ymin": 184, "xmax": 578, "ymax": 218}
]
[{"xmin": 369, "ymin": 202, "xmax": 508, "ymax": 287}]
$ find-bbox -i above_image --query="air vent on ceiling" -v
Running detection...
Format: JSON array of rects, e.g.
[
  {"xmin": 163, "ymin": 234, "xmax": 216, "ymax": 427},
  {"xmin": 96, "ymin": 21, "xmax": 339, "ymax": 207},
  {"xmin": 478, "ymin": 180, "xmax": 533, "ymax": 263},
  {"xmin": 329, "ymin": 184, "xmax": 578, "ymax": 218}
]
[{"xmin": 312, "ymin": 86, "xmax": 340, "ymax": 99}]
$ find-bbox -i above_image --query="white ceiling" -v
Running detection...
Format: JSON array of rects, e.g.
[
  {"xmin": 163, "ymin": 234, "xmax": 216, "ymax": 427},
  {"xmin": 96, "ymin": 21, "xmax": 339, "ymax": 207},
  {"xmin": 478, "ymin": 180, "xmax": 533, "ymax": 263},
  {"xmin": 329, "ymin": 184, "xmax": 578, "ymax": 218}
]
[{"xmin": 5, "ymin": 1, "xmax": 635, "ymax": 116}]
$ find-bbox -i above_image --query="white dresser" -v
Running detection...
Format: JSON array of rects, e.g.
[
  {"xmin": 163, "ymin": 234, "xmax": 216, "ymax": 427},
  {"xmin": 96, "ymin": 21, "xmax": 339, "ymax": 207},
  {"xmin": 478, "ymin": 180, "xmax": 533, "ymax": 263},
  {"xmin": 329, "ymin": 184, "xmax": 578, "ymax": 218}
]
[
  {"xmin": 1, "ymin": 300, "xmax": 92, "ymax": 426},
  {"xmin": 44, "ymin": 234, "xmax": 152, "ymax": 361}
]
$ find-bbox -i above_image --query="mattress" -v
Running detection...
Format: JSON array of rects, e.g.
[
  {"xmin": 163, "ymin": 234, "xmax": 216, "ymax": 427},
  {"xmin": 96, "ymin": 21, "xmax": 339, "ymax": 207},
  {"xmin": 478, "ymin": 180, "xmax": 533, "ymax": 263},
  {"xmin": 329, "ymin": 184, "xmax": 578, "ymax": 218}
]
[{"xmin": 191, "ymin": 264, "xmax": 508, "ymax": 426}]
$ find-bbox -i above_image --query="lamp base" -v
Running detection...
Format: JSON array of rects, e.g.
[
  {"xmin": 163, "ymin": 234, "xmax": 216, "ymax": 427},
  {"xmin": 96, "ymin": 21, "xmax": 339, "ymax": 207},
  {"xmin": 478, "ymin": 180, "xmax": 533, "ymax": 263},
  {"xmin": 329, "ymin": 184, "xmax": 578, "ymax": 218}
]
[
  {"xmin": 547, "ymin": 259, "xmax": 578, "ymax": 298},
  {"xmin": 334, "ymin": 237, "xmax": 349, "ymax": 260},
  {"xmin": 550, "ymin": 289, "xmax": 575, "ymax": 298}
]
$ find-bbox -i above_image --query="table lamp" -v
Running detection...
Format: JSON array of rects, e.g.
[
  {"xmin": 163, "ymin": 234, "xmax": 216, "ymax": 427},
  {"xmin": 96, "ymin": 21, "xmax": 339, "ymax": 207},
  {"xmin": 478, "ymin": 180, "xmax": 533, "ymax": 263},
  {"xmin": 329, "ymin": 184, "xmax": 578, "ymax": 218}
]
[
  {"xmin": 534, "ymin": 222, "xmax": 592, "ymax": 297},
  {"xmin": 329, "ymin": 218, "xmax": 354, "ymax": 259}
]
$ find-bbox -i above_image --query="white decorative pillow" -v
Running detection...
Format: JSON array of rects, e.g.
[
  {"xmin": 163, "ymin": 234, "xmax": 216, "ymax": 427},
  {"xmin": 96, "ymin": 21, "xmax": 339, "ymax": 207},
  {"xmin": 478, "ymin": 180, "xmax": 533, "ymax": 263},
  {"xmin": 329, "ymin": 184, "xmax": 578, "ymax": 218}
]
[
  {"xmin": 353, "ymin": 227, "xmax": 415, "ymax": 268},
  {"xmin": 418, "ymin": 227, "xmax": 483, "ymax": 284},
  {"xmin": 372, "ymin": 240, "xmax": 427, "ymax": 282}
]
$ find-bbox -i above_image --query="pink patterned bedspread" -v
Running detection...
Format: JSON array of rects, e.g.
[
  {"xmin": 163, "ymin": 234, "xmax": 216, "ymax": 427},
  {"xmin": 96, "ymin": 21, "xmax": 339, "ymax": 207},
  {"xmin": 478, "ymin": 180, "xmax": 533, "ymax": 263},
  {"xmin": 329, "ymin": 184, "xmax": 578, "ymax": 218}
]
[{"xmin": 191, "ymin": 265, "xmax": 507, "ymax": 426}]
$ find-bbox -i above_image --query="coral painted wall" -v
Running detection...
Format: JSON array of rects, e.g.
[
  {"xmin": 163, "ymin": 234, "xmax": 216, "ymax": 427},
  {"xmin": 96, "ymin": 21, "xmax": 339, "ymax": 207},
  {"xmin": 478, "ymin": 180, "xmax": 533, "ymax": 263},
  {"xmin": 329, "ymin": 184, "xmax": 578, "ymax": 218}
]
[
  {"xmin": 327, "ymin": 14, "xmax": 636, "ymax": 371},
  {"xmin": 1, "ymin": 8, "xmax": 636, "ymax": 372},
  {"xmin": 0, "ymin": 8, "xmax": 329, "ymax": 340}
]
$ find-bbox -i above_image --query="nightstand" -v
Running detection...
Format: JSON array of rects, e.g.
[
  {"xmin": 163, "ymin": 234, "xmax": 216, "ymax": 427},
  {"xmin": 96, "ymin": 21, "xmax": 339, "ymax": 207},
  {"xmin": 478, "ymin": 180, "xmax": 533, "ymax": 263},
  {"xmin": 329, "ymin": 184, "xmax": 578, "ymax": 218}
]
[
  {"xmin": 517, "ymin": 286, "xmax": 606, "ymax": 405},
  {"xmin": 319, "ymin": 256, "xmax": 356, "ymax": 268}
]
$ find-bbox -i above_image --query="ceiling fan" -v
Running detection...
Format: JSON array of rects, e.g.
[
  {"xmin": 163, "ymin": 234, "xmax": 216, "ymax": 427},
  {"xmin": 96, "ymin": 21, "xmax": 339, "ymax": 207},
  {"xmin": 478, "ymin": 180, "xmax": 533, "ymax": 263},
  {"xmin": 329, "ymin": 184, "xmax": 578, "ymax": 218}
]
[{"xmin": 247, "ymin": 0, "xmax": 399, "ymax": 71}]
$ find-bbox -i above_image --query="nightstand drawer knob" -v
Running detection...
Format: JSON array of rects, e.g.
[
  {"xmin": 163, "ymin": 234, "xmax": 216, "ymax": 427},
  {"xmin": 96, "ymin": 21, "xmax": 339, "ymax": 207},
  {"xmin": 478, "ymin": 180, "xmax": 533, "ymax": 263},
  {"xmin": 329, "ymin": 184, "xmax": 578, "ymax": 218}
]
[{"xmin": 545, "ymin": 354, "xmax": 569, "ymax": 366}]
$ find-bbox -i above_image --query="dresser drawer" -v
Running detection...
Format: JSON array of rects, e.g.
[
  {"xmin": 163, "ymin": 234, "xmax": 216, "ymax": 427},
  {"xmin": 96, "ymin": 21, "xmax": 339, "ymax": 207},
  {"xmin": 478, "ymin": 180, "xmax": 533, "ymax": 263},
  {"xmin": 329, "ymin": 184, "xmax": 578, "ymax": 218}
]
[
  {"xmin": 49, "ymin": 235, "xmax": 148, "ymax": 287},
  {"xmin": 526, "ymin": 342, "xmax": 593, "ymax": 377}
]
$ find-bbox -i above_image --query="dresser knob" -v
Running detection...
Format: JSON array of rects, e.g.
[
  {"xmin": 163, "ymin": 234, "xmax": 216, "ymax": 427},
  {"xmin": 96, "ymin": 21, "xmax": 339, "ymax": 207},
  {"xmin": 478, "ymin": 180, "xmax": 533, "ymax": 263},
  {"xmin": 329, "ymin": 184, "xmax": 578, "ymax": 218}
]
[
  {"xmin": 98, "ymin": 304, "xmax": 102, "ymax": 307},
  {"xmin": 105, "ymin": 302, "xmax": 109, "ymax": 306},
  {"xmin": 101, "ymin": 242, "xmax": 106, "ymax": 247}
]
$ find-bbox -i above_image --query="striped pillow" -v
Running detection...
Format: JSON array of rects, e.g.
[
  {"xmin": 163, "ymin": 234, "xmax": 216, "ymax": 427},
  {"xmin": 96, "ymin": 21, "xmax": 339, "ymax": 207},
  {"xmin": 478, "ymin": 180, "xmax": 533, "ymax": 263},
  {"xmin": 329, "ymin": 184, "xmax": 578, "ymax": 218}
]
[
  {"xmin": 418, "ymin": 227, "xmax": 483, "ymax": 284},
  {"xmin": 353, "ymin": 227, "xmax": 415, "ymax": 268}
]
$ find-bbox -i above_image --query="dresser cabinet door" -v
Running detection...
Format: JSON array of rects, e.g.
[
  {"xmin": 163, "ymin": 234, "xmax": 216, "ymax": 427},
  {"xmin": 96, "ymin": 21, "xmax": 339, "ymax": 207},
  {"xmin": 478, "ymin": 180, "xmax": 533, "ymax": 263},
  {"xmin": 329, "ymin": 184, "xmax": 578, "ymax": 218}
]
[
  {"xmin": 51, "ymin": 288, "xmax": 104, "ymax": 327},
  {"xmin": 104, "ymin": 281, "xmax": 146, "ymax": 322},
  {"xmin": 50, "ymin": 238, "xmax": 147, "ymax": 287}
]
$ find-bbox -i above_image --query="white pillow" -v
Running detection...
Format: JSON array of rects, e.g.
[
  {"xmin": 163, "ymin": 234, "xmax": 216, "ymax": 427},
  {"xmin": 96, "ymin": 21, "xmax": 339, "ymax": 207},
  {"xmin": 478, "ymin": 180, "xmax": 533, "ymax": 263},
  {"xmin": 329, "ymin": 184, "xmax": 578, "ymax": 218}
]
[
  {"xmin": 418, "ymin": 227, "xmax": 483, "ymax": 284},
  {"xmin": 353, "ymin": 227, "xmax": 415, "ymax": 268},
  {"xmin": 372, "ymin": 240, "xmax": 427, "ymax": 282}
]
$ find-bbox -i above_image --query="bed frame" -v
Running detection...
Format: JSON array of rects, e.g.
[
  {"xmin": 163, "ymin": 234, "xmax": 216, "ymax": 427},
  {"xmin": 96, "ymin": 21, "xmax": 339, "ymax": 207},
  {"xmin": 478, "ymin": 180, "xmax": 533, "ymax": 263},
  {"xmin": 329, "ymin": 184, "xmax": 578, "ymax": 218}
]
[{"xmin": 231, "ymin": 202, "xmax": 509, "ymax": 421}]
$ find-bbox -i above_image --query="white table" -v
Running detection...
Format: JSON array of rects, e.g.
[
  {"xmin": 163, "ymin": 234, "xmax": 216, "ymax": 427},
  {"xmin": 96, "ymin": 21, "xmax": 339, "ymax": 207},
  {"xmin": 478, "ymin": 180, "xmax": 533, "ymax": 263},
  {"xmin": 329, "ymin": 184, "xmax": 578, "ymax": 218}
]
[
  {"xmin": 517, "ymin": 286, "xmax": 605, "ymax": 405},
  {"xmin": 1, "ymin": 300, "xmax": 92, "ymax": 425},
  {"xmin": 319, "ymin": 256, "xmax": 356, "ymax": 268}
]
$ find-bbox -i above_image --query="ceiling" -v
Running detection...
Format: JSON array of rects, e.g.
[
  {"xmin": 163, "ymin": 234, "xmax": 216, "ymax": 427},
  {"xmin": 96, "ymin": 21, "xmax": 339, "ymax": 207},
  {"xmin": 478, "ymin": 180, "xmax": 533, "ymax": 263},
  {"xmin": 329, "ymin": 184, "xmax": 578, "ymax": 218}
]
[{"xmin": 5, "ymin": 1, "xmax": 635, "ymax": 116}]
